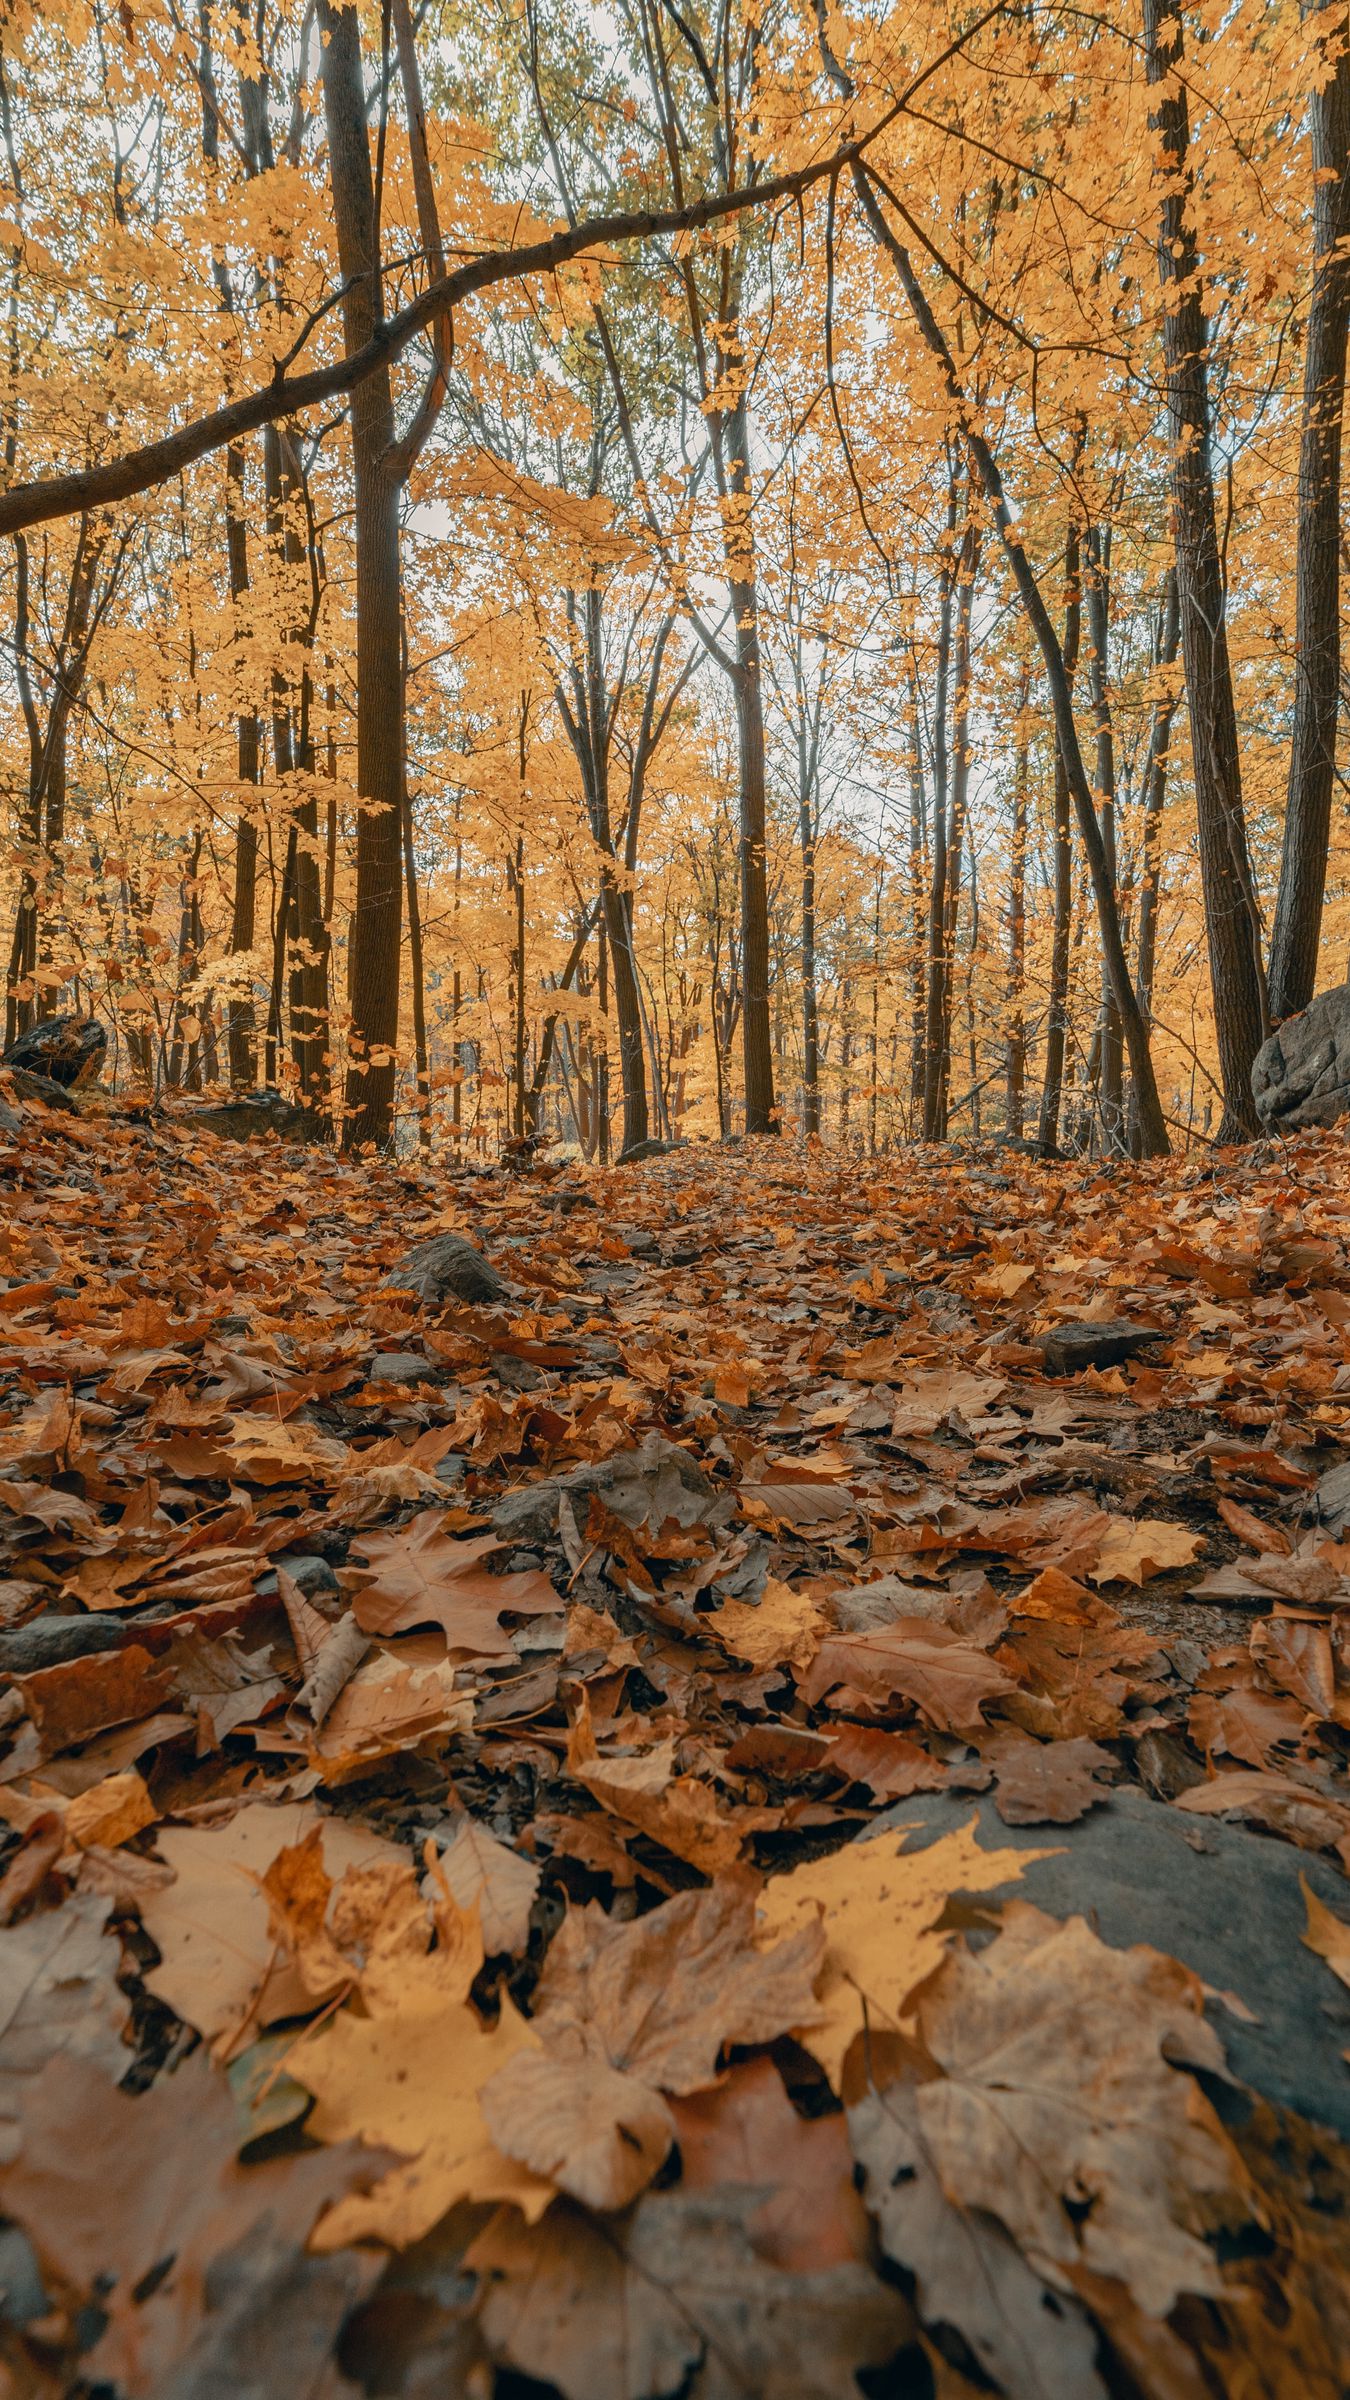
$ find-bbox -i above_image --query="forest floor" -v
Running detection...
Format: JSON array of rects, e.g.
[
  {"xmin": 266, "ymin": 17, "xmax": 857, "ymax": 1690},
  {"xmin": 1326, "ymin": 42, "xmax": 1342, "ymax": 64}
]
[{"xmin": 1, "ymin": 1087, "xmax": 1350, "ymax": 2397}]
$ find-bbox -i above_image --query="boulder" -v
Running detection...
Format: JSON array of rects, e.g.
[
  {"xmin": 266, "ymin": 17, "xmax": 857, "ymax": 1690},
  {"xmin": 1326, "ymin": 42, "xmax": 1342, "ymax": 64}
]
[
  {"xmin": 186, "ymin": 1089, "xmax": 318, "ymax": 1141},
  {"xmin": 873, "ymin": 1788, "xmax": 1350, "ymax": 2139},
  {"xmin": 1253, "ymin": 981, "xmax": 1350, "ymax": 1132},
  {"xmin": 0, "ymin": 1065, "xmax": 79, "ymax": 1115},
  {"xmin": 1, "ymin": 1013, "xmax": 105, "ymax": 1090},
  {"xmin": 383, "ymin": 1232, "xmax": 506, "ymax": 1308}
]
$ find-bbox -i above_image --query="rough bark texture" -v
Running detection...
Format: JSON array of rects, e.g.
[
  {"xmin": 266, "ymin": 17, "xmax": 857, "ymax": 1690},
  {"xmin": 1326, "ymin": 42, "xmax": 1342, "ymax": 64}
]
[
  {"xmin": 1267, "ymin": 1, "xmax": 1350, "ymax": 1021},
  {"xmin": 1144, "ymin": 0, "xmax": 1268, "ymax": 1139},
  {"xmin": 319, "ymin": 1, "xmax": 403, "ymax": 1153}
]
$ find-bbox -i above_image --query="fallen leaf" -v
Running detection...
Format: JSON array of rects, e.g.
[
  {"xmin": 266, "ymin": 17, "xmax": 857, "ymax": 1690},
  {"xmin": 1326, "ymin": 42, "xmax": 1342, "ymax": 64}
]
[
  {"xmin": 804, "ymin": 1619, "xmax": 1016, "ymax": 1732},
  {"xmin": 1090, "ymin": 1518, "xmax": 1202, "ymax": 1587},
  {"xmin": 916, "ymin": 1903, "xmax": 1254, "ymax": 2315},
  {"xmin": 756, "ymin": 1819, "xmax": 1045, "ymax": 2087},
  {"xmin": 433, "ymin": 1816, "xmax": 539, "ymax": 1955}
]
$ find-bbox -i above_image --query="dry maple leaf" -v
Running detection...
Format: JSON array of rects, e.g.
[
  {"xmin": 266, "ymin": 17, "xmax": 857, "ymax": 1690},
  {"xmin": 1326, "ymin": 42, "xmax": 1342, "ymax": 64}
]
[
  {"xmin": 0, "ymin": 2052, "xmax": 382, "ymax": 2393},
  {"xmin": 480, "ymin": 2048, "xmax": 676, "ymax": 2210},
  {"xmin": 524, "ymin": 1875, "xmax": 825, "ymax": 2097},
  {"xmin": 141, "ymin": 1802, "xmax": 402, "ymax": 2048},
  {"xmin": 849, "ymin": 2073, "xmax": 1108, "ymax": 2400},
  {"xmin": 916, "ymin": 1902, "xmax": 1256, "ymax": 2316},
  {"xmin": 704, "ymin": 1575, "xmax": 824, "ymax": 1671},
  {"xmin": 1089, "ymin": 1516, "xmax": 1202, "ymax": 1586},
  {"xmin": 756, "ymin": 1818, "xmax": 1044, "ymax": 2088},
  {"xmin": 352, "ymin": 1516, "xmax": 559, "ymax": 1656},
  {"xmin": 466, "ymin": 2188, "xmax": 913, "ymax": 2400},
  {"xmin": 803, "ymin": 1619, "xmax": 1017, "ymax": 1733},
  {"xmin": 432, "ymin": 1816, "xmax": 539, "ymax": 1955},
  {"xmin": 670, "ymin": 2054, "xmax": 871, "ymax": 2273},
  {"xmin": 292, "ymin": 1962, "xmax": 553, "ymax": 2249}
]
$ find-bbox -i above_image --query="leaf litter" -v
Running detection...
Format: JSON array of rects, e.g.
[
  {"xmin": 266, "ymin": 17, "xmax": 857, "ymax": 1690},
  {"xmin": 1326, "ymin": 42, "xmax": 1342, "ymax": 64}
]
[{"xmin": 1, "ymin": 1094, "xmax": 1350, "ymax": 2391}]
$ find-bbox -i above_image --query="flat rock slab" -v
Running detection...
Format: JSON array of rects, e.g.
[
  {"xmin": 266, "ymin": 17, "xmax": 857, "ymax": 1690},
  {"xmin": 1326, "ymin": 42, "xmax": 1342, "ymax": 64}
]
[{"xmin": 872, "ymin": 1786, "xmax": 1350, "ymax": 2139}]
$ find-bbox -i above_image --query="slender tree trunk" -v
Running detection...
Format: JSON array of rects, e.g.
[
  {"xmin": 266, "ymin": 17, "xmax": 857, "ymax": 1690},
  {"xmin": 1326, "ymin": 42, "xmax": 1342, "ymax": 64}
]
[
  {"xmin": 319, "ymin": 0, "xmax": 402, "ymax": 1151},
  {"xmin": 922, "ymin": 474, "xmax": 958, "ymax": 1138},
  {"xmin": 1085, "ymin": 523, "xmax": 1124, "ymax": 1148},
  {"xmin": 1039, "ymin": 525, "xmax": 1081, "ymax": 1152},
  {"xmin": 1268, "ymin": 0, "xmax": 1350, "ymax": 1019},
  {"xmin": 403, "ymin": 778, "xmax": 430, "ymax": 1147},
  {"xmin": 799, "ymin": 772, "xmax": 820, "ymax": 1137},
  {"xmin": 1144, "ymin": 0, "xmax": 1268, "ymax": 1137},
  {"xmin": 1006, "ymin": 674, "xmax": 1030, "ymax": 1136},
  {"xmin": 224, "ymin": 444, "xmax": 260, "ymax": 1084},
  {"xmin": 1135, "ymin": 567, "xmax": 1182, "ymax": 1026},
  {"xmin": 907, "ymin": 662, "xmax": 928, "ymax": 1124}
]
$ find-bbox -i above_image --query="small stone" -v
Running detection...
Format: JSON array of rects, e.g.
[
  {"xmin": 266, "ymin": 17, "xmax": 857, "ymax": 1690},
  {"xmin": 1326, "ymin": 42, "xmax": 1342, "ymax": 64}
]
[
  {"xmin": 616, "ymin": 1137, "xmax": 670, "ymax": 1164},
  {"xmin": 1040, "ymin": 1318, "xmax": 1164, "ymax": 1376},
  {"xmin": 383, "ymin": 1231, "xmax": 506, "ymax": 1307},
  {"xmin": 1316, "ymin": 1457, "xmax": 1350, "ymax": 1537},
  {"xmin": 265, "ymin": 1553, "xmax": 341, "ymax": 1602},
  {"xmin": 367, "ymin": 1351, "xmax": 436, "ymax": 1386}
]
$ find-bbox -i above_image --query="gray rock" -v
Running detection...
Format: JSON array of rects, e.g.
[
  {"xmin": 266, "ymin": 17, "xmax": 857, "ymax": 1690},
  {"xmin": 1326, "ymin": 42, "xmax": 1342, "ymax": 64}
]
[
  {"xmin": 616, "ymin": 1137, "xmax": 671, "ymax": 1164},
  {"xmin": 1041, "ymin": 1317, "xmax": 1164, "ymax": 1375},
  {"xmin": 258, "ymin": 1553, "xmax": 341, "ymax": 1603},
  {"xmin": 0, "ymin": 1615, "xmax": 130, "ymax": 1674},
  {"xmin": 0, "ymin": 1098, "xmax": 20, "ymax": 1139},
  {"xmin": 871, "ymin": 1787, "xmax": 1350, "ymax": 2138},
  {"xmin": 366, "ymin": 1350, "xmax": 437, "ymax": 1386},
  {"xmin": 0, "ymin": 1065, "xmax": 78, "ymax": 1114},
  {"xmin": 383, "ymin": 1231, "xmax": 506, "ymax": 1308},
  {"xmin": 1254, "ymin": 981, "xmax": 1350, "ymax": 1131},
  {"xmin": 1317, "ymin": 1457, "xmax": 1350, "ymax": 1538},
  {"xmin": 491, "ymin": 1432, "xmax": 727, "ymax": 1548},
  {"xmin": 187, "ymin": 1089, "xmax": 318, "ymax": 1141},
  {"xmin": 2, "ymin": 1012, "xmax": 106, "ymax": 1089},
  {"xmin": 614, "ymin": 1223, "xmax": 661, "ymax": 1258}
]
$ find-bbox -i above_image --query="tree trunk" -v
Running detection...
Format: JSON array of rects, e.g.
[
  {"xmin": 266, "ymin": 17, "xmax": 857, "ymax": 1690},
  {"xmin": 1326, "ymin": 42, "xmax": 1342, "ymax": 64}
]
[
  {"xmin": 224, "ymin": 443, "xmax": 260, "ymax": 1085},
  {"xmin": 319, "ymin": 0, "xmax": 403, "ymax": 1152},
  {"xmin": 1143, "ymin": 0, "xmax": 1268, "ymax": 1137},
  {"xmin": 1005, "ymin": 674, "xmax": 1030, "ymax": 1137},
  {"xmin": 1085, "ymin": 523, "xmax": 1124, "ymax": 1148},
  {"xmin": 1038, "ymin": 525, "xmax": 1081, "ymax": 1152},
  {"xmin": 1134, "ymin": 566, "xmax": 1181, "ymax": 1026},
  {"xmin": 1268, "ymin": 0, "xmax": 1350, "ymax": 1020}
]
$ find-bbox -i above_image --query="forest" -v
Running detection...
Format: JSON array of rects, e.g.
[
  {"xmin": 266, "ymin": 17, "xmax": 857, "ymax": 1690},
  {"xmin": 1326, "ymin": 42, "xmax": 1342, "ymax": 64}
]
[
  {"xmin": 3, "ymin": 1, "xmax": 1350, "ymax": 2396},
  {"xmin": 4, "ymin": 0, "xmax": 1347, "ymax": 1155}
]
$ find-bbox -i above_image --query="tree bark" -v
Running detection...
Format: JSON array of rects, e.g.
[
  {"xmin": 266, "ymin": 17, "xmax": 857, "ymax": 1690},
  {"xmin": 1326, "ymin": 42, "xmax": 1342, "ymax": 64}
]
[
  {"xmin": 1267, "ymin": 0, "xmax": 1350, "ymax": 1020},
  {"xmin": 1038, "ymin": 524, "xmax": 1081, "ymax": 1153},
  {"xmin": 1143, "ymin": 0, "xmax": 1268, "ymax": 1137},
  {"xmin": 319, "ymin": 0, "xmax": 403, "ymax": 1151}
]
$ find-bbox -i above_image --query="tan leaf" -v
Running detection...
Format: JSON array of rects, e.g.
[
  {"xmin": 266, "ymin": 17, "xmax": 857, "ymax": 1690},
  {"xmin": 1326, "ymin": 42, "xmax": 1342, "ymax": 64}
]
[
  {"xmin": 292, "ymin": 1969, "xmax": 553, "ymax": 2250},
  {"xmin": 916, "ymin": 1903, "xmax": 1253, "ymax": 2316},
  {"xmin": 480, "ymin": 2048, "xmax": 674, "ymax": 2210},
  {"xmin": 433, "ymin": 1817, "xmax": 539, "ymax": 1955},
  {"xmin": 804, "ymin": 1620, "xmax": 1016, "ymax": 1732},
  {"xmin": 756, "ymin": 1818, "xmax": 1045, "ymax": 2087},
  {"xmin": 64, "ymin": 1769, "xmax": 156, "ymax": 1850},
  {"xmin": 352, "ymin": 1516, "xmax": 558, "ymax": 1657},
  {"xmin": 1090, "ymin": 1517, "xmax": 1201, "ymax": 1587},
  {"xmin": 705, "ymin": 1576, "xmax": 824, "ymax": 1671}
]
